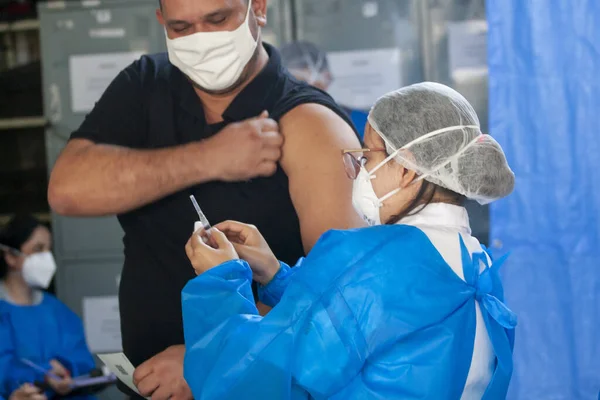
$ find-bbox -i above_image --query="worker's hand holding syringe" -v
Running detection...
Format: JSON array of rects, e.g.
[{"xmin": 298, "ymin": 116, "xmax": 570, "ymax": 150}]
[
  {"xmin": 186, "ymin": 195, "xmax": 238, "ymax": 274},
  {"xmin": 186, "ymin": 196, "xmax": 280, "ymax": 283}
]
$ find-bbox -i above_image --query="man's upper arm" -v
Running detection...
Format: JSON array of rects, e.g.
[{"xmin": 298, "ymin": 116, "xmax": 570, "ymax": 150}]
[
  {"xmin": 279, "ymin": 103, "xmax": 365, "ymax": 252},
  {"xmin": 70, "ymin": 59, "xmax": 146, "ymax": 148}
]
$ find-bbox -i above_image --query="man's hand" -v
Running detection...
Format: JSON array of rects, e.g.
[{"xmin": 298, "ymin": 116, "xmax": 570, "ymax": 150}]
[
  {"xmin": 46, "ymin": 359, "xmax": 73, "ymax": 396},
  {"xmin": 205, "ymin": 110, "xmax": 284, "ymax": 181},
  {"xmin": 48, "ymin": 110, "xmax": 283, "ymax": 217},
  {"xmin": 133, "ymin": 345, "xmax": 192, "ymax": 400},
  {"xmin": 8, "ymin": 384, "xmax": 47, "ymax": 400}
]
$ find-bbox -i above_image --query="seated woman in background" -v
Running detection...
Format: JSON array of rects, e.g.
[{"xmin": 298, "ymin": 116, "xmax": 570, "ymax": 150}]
[
  {"xmin": 279, "ymin": 41, "xmax": 370, "ymax": 138},
  {"xmin": 0, "ymin": 215, "xmax": 96, "ymax": 400},
  {"xmin": 179, "ymin": 82, "xmax": 517, "ymax": 400}
]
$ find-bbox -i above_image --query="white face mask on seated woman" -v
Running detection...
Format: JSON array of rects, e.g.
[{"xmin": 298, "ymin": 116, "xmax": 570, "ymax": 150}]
[
  {"xmin": 0, "ymin": 243, "xmax": 56, "ymax": 289},
  {"xmin": 344, "ymin": 82, "xmax": 515, "ymax": 226},
  {"xmin": 22, "ymin": 251, "xmax": 57, "ymax": 289}
]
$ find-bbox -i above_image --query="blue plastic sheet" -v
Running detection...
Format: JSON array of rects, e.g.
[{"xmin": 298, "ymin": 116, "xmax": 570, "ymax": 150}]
[{"xmin": 487, "ymin": 1, "xmax": 600, "ymax": 398}]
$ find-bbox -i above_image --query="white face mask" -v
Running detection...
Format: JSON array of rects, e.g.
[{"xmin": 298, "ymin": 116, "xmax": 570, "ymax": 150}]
[
  {"xmin": 352, "ymin": 160, "xmax": 402, "ymax": 226},
  {"xmin": 165, "ymin": 0, "xmax": 259, "ymax": 92},
  {"xmin": 22, "ymin": 251, "xmax": 56, "ymax": 289}
]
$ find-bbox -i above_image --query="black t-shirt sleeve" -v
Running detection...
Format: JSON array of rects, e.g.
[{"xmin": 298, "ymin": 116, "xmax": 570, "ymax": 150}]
[
  {"xmin": 70, "ymin": 60, "xmax": 147, "ymax": 148},
  {"xmin": 270, "ymin": 84, "xmax": 360, "ymax": 140}
]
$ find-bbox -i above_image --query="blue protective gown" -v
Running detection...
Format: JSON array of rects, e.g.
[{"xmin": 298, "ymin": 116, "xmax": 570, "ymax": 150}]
[
  {"xmin": 182, "ymin": 225, "xmax": 516, "ymax": 399},
  {"xmin": 0, "ymin": 291, "xmax": 96, "ymax": 399},
  {"xmin": 341, "ymin": 106, "xmax": 369, "ymax": 140},
  {"xmin": 349, "ymin": 109, "xmax": 369, "ymax": 139}
]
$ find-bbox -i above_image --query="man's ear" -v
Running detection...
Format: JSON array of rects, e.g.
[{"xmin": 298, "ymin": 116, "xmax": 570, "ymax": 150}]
[
  {"xmin": 156, "ymin": 7, "xmax": 165, "ymax": 26},
  {"xmin": 253, "ymin": 0, "xmax": 268, "ymax": 27}
]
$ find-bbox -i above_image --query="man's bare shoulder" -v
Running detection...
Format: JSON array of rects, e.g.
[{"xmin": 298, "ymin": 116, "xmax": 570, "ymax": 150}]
[{"xmin": 279, "ymin": 103, "xmax": 359, "ymax": 145}]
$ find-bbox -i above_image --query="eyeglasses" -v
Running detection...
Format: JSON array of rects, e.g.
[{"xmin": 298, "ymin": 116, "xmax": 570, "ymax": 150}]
[{"xmin": 342, "ymin": 148, "xmax": 386, "ymax": 179}]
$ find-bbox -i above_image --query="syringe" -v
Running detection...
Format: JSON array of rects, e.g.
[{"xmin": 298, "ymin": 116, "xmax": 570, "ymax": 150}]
[{"xmin": 190, "ymin": 195, "xmax": 212, "ymax": 234}]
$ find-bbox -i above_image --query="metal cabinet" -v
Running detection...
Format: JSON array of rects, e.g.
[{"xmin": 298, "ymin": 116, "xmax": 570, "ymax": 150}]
[
  {"xmin": 40, "ymin": 0, "xmax": 166, "ymax": 265},
  {"xmin": 294, "ymin": 0, "xmax": 424, "ymax": 109},
  {"xmin": 264, "ymin": 0, "xmax": 293, "ymax": 46},
  {"xmin": 39, "ymin": 2, "xmax": 166, "ymax": 397}
]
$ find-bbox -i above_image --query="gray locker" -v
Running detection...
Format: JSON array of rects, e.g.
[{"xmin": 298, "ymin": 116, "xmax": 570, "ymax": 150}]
[
  {"xmin": 264, "ymin": 0, "xmax": 294, "ymax": 46},
  {"xmin": 294, "ymin": 0, "xmax": 424, "ymax": 94},
  {"xmin": 39, "ymin": 1, "xmax": 166, "ymax": 398},
  {"xmin": 422, "ymin": 0, "xmax": 488, "ymax": 128},
  {"xmin": 40, "ymin": 0, "xmax": 166, "ymax": 297},
  {"xmin": 57, "ymin": 259, "xmax": 124, "ymax": 317}
]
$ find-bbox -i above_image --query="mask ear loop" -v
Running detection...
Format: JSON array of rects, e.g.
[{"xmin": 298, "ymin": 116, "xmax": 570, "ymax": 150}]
[
  {"xmin": 0, "ymin": 243, "xmax": 24, "ymax": 257},
  {"xmin": 376, "ymin": 187, "xmax": 402, "ymax": 207}
]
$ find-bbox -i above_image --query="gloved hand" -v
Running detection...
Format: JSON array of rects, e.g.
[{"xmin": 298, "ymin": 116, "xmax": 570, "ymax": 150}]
[
  {"xmin": 215, "ymin": 221, "xmax": 280, "ymax": 285},
  {"xmin": 185, "ymin": 228, "xmax": 238, "ymax": 275}
]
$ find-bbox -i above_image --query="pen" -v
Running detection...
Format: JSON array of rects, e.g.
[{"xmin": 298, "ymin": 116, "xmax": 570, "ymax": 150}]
[{"xmin": 20, "ymin": 358, "xmax": 63, "ymax": 381}]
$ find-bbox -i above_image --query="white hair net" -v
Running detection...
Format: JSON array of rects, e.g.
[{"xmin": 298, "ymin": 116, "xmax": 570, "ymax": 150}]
[
  {"xmin": 279, "ymin": 41, "xmax": 331, "ymax": 86},
  {"xmin": 368, "ymin": 82, "xmax": 514, "ymax": 204}
]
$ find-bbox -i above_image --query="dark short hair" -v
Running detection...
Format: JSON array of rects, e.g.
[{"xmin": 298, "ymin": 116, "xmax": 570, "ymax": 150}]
[
  {"xmin": 0, "ymin": 214, "xmax": 42, "ymax": 280},
  {"xmin": 159, "ymin": 0, "xmax": 249, "ymax": 9}
]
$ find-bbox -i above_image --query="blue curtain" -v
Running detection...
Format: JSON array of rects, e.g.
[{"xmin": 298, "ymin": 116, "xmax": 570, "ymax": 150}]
[{"xmin": 488, "ymin": 1, "xmax": 600, "ymax": 398}]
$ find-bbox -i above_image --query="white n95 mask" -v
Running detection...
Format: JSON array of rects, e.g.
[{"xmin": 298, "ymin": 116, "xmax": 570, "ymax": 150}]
[
  {"xmin": 165, "ymin": 0, "xmax": 259, "ymax": 91},
  {"xmin": 352, "ymin": 165, "xmax": 402, "ymax": 226},
  {"xmin": 22, "ymin": 251, "xmax": 56, "ymax": 289}
]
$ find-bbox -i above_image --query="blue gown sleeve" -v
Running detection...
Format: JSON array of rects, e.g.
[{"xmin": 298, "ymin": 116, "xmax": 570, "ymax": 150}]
[
  {"xmin": 257, "ymin": 258, "xmax": 304, "ymax": 307},
  {"xmin": 0, "ymin": 303, "xmax": 50, "ymax": 397},
  {"xmin": 182, "ymin": 254, "xmax": 367, "ymax": 399},
  {"xmin": 0, "ymin": 298, "xmax": 95, "ymax": 398},
  {"xmin": 52, "ymin": 299, "xmax": 96, "ymax": 377}
]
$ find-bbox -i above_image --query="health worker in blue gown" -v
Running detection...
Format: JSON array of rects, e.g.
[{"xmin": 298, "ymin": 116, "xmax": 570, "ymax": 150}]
[
  {"xmin": 181, "ymin": 82, "xmax": 517, "ymax": 400},
  {"xmin": 0, "ymin": 215, "xmax": 96, "ymax": 400},
  {"xmin": 280, "ymin": 41, "xmax": 369, "ymax": 138}
]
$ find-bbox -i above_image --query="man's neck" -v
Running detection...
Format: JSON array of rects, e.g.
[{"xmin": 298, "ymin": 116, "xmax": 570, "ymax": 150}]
[
  {"xmin": 195, "ymin": 44, "xmax": 269, "ymax": 124},
  {"xmin": 2, "ymin": 273, "xmax": 34, "ymax": 305}
]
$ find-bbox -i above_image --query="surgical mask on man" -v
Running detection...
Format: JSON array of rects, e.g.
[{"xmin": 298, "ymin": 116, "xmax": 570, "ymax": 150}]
[
  {"xmin": 22, "ymin": 251, "xmax": 56, "ymax": 289},
  {"xmin": 165, "ymin": 0, "xmax": 259, "ymax": 91}
]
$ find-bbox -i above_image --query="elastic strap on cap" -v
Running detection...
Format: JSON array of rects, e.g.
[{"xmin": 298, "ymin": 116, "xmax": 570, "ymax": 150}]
[
  {"xmin": 414, "ymin": 134, "xmax": 483, "ymax": 191},
  {"xmin": 367, "ymin": 117, "xmax": 481, "ymax": 175}
]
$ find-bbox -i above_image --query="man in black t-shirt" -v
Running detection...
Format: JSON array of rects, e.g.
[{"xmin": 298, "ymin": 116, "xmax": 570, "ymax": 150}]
[{"xmin": 48, "ymin": 0, "xmax": 363, "ymax": 399}]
